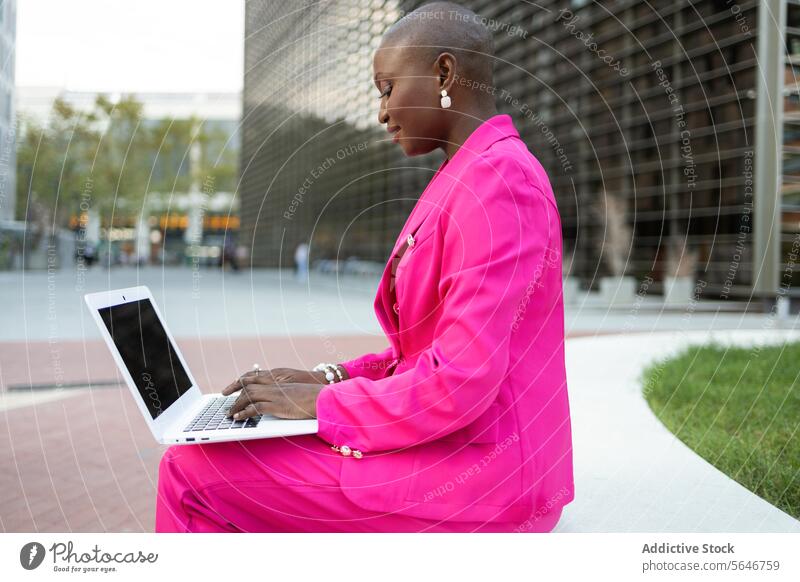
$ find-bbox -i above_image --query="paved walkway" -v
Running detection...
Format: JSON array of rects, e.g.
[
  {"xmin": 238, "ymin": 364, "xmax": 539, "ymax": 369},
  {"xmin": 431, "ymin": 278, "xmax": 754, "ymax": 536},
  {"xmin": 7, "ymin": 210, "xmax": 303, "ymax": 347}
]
[
  {"xmin": 0, "ymin": 266, "xmax": 792, "ymax": 342},
  {"xmin": 0, "ymin": 267, "xmax": 382, "ymax": 342},
  {"xmin": 555, "ymin": 329, "xmax": 800, "ymax": 533},
  {"xmin": 1, "ymin": 266, "xmax": 798, "ymax": 531},
  {"xmin": 3, "ymin": 329, "xmax": 798, "ymax": 532},
  {"xmin": 0, "ymin": 335, "xmax": 388, "ymax": 532}
]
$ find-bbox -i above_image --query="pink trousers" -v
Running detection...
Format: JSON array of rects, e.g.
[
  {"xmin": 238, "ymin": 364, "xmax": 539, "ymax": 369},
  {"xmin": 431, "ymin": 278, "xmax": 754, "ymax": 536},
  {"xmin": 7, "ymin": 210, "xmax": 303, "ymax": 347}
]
[{"xmin": 155, "ymin": 435, "xmax": 551, "ymax": 533}]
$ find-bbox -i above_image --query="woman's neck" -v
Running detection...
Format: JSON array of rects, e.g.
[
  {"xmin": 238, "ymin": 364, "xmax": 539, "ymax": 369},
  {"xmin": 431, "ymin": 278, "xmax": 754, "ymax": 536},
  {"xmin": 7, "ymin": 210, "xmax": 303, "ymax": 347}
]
[{"xmin": 443, "ymin": 105, "xmax": 499, "ymax": 160}]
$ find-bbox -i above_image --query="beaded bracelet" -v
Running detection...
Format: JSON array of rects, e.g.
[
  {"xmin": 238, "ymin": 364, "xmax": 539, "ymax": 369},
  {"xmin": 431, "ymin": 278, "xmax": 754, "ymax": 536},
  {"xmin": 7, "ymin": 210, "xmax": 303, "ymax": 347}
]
[{"xmin": 313, "ymin": 362, "xmax": 344, "ymax": 384}]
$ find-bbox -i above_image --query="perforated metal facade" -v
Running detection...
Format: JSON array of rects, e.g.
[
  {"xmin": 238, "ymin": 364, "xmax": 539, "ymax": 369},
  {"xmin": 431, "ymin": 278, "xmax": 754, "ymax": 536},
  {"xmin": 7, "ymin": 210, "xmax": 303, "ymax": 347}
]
[{"xmin": 242, "ymin": 1, "xmax": 794, "ymax": 298}]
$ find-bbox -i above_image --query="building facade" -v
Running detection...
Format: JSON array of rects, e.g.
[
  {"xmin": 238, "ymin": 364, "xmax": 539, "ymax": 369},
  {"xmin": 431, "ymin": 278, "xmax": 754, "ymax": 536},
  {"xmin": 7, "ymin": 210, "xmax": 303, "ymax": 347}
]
[
  {"xmin": 241, "ymin": 0, "xmax": 795, "ymax": 301},
  {"xmin": 0, "ymin": 0, "xmax": 15, "ymax": 223}
]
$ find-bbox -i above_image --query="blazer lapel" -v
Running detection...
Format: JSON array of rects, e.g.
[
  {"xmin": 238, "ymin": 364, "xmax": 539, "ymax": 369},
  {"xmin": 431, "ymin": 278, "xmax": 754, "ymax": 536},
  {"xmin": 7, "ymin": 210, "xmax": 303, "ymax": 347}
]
[
  {"xmin": 373, "ymin": 160, "xmax": 449, "ymax": 351},
  {"xmin": 371, "ymin": 115, "xmax": 521, "ymax": 358}
]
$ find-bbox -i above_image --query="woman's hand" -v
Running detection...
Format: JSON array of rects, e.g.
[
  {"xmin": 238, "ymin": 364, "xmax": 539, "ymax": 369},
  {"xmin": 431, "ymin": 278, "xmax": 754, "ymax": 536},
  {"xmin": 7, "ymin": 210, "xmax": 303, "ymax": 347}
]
[
  {"xmin": 233, "ymin": 367, "xmax": 328, "ymax": 386},
  {"xmin": 222, "ymin": 371, "xmax": 325, "ymax": 420}
]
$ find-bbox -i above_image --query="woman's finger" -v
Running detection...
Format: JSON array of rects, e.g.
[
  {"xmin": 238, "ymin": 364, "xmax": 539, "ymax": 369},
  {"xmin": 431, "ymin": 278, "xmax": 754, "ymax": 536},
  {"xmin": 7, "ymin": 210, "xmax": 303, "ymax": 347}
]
[
  {"xmin": 233, "ymin": 401, "xmax": 279, "ymax": 420},
  {"xmin": 232, "ymin": 403, "xmax": 259, "ymax": 420},
  {"xmin": 222, "ymin": 371, "xmax": 262, "ymax": 395},
  {"xmin": 258, "ymin": 369, "xmax": 280, "ymax": 383},
  {"xmin": 222, "ymin": 369, "xmax": 284, "ymax": 396},
  {"xmin": 221, "ymin": 375, "xmax": 247, "ymax": 396},
  {"xmin": 227, "ymin": 386, "xmax": 256, "ymax": 417}
]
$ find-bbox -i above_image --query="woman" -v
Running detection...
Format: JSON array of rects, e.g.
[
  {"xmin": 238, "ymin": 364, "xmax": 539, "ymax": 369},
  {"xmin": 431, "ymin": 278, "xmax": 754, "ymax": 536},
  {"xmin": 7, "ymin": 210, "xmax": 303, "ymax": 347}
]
[{"xmin": 156, "ymin": 2, "xmax": 574, "ymax": 533}]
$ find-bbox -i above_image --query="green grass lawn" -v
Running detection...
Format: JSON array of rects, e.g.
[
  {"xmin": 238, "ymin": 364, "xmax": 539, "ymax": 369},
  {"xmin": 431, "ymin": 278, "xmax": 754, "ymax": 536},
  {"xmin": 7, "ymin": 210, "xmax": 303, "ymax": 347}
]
[{"xmin": 643, "ymin": 341, "xmax": 800, "ymax": 519}]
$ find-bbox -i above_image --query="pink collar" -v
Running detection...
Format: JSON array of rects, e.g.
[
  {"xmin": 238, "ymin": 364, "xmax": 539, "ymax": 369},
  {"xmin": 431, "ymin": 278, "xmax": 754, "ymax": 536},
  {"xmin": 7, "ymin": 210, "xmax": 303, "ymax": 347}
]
[
  {"xmin": 452, "ymin": 114, "xmax": 519, "ymax": 160},
  {"xmin": 432, "ymin": 114, "xmax": 519, "ymax": 182}
]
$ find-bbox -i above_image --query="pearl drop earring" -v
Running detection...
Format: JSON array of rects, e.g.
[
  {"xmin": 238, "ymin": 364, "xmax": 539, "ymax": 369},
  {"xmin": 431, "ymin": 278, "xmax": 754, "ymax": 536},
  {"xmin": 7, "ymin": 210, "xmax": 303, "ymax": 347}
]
[{"xmin": 440, "ymin": 89, "xmax": 451, "ymax": 109}]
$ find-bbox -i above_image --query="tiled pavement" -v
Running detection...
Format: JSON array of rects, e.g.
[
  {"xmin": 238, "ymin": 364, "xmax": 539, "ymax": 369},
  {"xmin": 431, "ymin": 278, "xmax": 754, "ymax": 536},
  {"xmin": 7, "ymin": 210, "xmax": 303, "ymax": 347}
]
[
  {"xmin": 0, "ymin": 335, "xmax": 387, "ymax": 532},
  {"xmin": 1, "ymin": 331, "xmax": 613, "ymax": 533}
]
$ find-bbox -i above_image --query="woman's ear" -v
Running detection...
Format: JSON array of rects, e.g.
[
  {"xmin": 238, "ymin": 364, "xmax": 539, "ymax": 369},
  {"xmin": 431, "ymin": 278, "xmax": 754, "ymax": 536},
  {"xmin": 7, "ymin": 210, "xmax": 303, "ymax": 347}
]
[{"xmin": 436, "ymin": 52, "xmax": 457, "ymax": 94}]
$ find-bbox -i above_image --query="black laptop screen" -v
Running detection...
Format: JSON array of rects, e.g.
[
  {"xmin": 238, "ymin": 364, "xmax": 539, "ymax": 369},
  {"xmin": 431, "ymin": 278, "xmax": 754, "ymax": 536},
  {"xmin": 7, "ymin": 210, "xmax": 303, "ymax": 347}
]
[{"xmin": 98, "ymin": 298, "xmax": 192, "ymax": 419}]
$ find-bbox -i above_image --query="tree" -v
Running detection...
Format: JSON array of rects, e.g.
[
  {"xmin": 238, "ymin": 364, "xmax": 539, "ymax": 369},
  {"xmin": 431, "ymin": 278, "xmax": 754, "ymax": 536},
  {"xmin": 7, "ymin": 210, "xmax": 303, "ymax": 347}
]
[{"xmin": 15, "ymin": 93, "xmax": 240, "ymax": 229}]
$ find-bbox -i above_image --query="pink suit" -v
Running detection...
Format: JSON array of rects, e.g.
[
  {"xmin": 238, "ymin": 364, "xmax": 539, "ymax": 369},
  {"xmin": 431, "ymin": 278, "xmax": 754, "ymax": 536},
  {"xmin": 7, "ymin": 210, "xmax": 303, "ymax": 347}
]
[{"xmin": 156, "ymin": 114, "xmax": 575, "ymax": 532}]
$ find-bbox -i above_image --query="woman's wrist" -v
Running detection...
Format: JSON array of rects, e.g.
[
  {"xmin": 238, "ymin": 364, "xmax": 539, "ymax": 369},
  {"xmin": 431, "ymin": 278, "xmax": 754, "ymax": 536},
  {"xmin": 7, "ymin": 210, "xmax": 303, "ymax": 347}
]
[
  {"xmin": 336, "ymin": 364, "xmax": 350, "ymax": 381},
  {"xmin": 311, "ymin": 363, "xmax": 349, "ymax": 384}
]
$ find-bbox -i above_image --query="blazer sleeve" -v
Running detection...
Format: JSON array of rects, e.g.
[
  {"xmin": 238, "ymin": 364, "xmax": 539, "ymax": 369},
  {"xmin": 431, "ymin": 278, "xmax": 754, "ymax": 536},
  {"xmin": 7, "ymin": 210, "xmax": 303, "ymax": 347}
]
[
  {"xmin": 316, "ymin": 152, "xmax": 557, "ymax": 453},
  {"xmin": 338, "ymin": 347, "xmax": 396, "ymax": 381}
]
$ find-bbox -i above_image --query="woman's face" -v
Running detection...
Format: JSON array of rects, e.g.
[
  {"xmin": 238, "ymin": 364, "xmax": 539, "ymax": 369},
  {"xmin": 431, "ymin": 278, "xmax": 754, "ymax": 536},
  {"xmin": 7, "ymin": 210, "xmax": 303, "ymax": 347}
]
[{"xmin": 373, "ymin": 43, "xmax": 446, "ymax": 156}]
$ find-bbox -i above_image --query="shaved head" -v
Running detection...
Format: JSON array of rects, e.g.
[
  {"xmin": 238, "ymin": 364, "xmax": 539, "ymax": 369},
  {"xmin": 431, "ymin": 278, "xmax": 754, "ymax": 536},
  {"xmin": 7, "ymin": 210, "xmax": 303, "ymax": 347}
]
[
  {"xmin": 382, "ymin": 1, "xmax": 495, "ymax": 88},
  {"xmin": 372, "ymin": 2, "xmax": 499, "ymax": 158}
]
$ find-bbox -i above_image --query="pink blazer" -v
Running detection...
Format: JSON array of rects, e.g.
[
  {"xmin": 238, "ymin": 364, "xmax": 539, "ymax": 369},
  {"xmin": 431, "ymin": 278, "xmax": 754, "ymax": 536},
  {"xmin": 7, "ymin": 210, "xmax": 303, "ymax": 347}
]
[{"xmin": 316, "ymin": 114, "xmax": 574, "ymax": 526}]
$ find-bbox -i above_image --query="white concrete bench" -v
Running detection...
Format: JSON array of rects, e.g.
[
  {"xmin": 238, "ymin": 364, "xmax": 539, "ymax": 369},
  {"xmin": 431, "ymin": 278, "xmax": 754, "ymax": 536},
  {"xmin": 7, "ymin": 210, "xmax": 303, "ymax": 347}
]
[{"xmin": 555, "ymin": 329, "xmax": 800, "ymax": 532}]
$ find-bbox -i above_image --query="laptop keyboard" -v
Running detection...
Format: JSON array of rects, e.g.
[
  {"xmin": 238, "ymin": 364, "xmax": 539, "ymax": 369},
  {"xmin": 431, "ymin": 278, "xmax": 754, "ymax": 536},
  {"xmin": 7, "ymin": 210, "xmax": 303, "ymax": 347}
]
[{"xmin": 182, "ymin": 395, "xmax": 263, "ymax": 432}]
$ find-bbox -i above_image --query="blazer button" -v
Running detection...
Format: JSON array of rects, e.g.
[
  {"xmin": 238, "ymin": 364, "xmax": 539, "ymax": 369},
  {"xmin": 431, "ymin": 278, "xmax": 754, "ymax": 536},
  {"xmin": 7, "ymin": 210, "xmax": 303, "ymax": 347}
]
[
  {"xmin": 407, "ymin": 234, "xmax": 415, "ymax": 248},
  {"xmin": 393, "ymin": 302, "xmax": 400, "ymax": 315},
  {"xmin": 340, "ymin": 445, "xmax": 352, "ymax": 456}
]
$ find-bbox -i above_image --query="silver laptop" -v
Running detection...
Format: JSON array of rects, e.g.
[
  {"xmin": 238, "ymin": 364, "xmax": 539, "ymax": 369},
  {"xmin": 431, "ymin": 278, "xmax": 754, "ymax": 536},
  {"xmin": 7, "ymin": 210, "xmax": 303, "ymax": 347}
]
[{"xmin": 84, "ymin": 285, "xmax": 318, "ymax": 445}]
